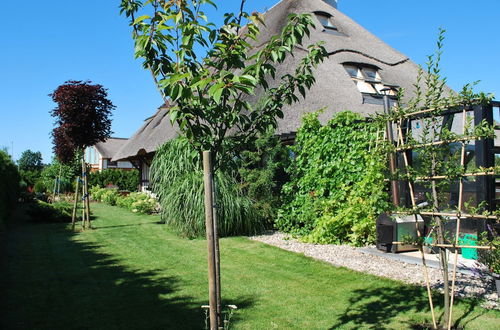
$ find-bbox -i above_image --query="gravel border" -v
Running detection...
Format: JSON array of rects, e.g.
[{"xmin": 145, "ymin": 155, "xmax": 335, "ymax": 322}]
[{"xmin": 250, "ymin": 231, "xmax": 499, "ymax": 309}]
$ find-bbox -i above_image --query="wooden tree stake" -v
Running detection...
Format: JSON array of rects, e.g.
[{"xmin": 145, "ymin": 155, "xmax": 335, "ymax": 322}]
[{"xmin": 71, "ymin": 176, "xmax": 80, "ymax": 230}]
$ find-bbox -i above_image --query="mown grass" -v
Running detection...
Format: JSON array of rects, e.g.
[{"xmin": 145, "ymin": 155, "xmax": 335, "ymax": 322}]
[{"xmin": 1, "ymin": 203, "xmax": 498, "ymax": 329}]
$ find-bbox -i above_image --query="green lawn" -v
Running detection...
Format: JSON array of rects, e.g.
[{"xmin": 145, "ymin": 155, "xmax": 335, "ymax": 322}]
[{"xmin": 1, "ymin": 203, "xmax": 498, "ymax": 329}]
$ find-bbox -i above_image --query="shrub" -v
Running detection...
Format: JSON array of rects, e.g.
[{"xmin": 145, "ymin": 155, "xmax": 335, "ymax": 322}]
[
  {"xmin": 88, "ymin": 169, "xmax": 139, "ymax": 191},
  {"xmin": 131, "ymin": 197, "xmax": 157, "ymax": 214},
  {"xmin": 33, "ymin": 180, "xmax": 47, "ymax": 193},
  {"xmin": 39, "ymin": 158, "xmax": 80, "ymax": 194},
  {"xmin": 277, "ymin": 111, "xmax": 389, "ymax": 246},
  {"xmin": 116, "ymin": 194, "xmax": 134, "ymax": 209},
  {"xmin": 90, "ymin": 185, "xmax": 107, "ymax": 202},
  {"xmin": 25, "ymin": 200, "xmax": 72, "ymax": 223},
  {"xmin": 0, "ymin": 150, "xmax": 21, "ymax": 226},
  {"xmin": 477, "ymin": 229, "xmax": 500, "ymax": 275},
  {"xmin": 151, "ymin": 138, "xmax": 262, "ymax": 238},
  {"xmin": 101, "ymin": 189, "xmax": 120, "ymax": 206},
  {"xmin": 90, "ymin": 187, "xmax": 157, "ymax": 214}
]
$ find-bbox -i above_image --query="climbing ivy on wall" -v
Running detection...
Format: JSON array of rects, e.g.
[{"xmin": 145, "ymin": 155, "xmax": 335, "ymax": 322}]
[{"xmin": 276, "ymin": 110, "xmax": 390, "ymax": 246}]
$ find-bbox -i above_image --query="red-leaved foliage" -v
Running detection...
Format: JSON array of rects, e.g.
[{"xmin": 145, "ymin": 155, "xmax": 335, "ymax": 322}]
[{"xmin": 50, "ymin": 81, "xmax": 115, "ymax": 163}]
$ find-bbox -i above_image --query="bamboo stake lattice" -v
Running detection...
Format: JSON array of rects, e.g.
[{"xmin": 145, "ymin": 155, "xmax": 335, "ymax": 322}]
[
  {"xmin": 395, "ymin": 118, "xmax": 437, "ymax": 328},
  {"xmin": 389, "ymin": 103, "xmax": 498, "ymax": 329},
  {"xmin": 448, "ymin": 108, "xmax": 467, "ymax": 330}
]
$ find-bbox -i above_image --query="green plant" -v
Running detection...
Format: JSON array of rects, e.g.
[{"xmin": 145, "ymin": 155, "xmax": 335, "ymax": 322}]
[
  {"xmin": 0, "ymin": 150, "xmax": 21, "ymax": 226},
  {"xmin": 17, "ymin": 150, "xmax": 44, "ymax": 187},
  {"xmin": 131, "ymin": 197, "xmax": 157, "ymax": 214},
  {"xmin": 88, "ymin": 169, "xmax": 139, "ymax": 191},
  {"xmin": 39, "ymin": 157, "xmax": 80, "ymax": 194},
  {"xmin": 477, "ymin": 229, "xmax": 500, "ymax": 275},
  {"xmin": 151, "ymin": 138, "xmax": 261, "ymax": 238},
  {"xmin": 237, "ymin": 131, "xmax": 290, "ymax": 226},
  {"xmin": 277, "ymin": 111, "xmax": 389, "ymax": 246},
  {"xmin": 33, "ymin": 180, "xmax": 47, "ymax": 194},
  {"xmin": 101, "ymin": 189, "xmax": 120, "ymax": 206},
  {"xmin": 25, "ymin": 200, "xmax": 73, "ymax": 223}
]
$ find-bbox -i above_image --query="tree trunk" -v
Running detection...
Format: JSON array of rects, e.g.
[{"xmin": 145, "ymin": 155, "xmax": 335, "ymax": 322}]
[
  {"xmin": 84, "ymin": 163, "xmax": 91, "ymax": 229},
  {"xmin": 431, "ymin": 171, "xmax": 450, "ymax": 324},
  {"xmin": 203, "ymin": 151, "xmax": 219, "ymax": 329},
  {"xmin": 81, "ymin": 157, "xmax": 91, "ymax": 229},
  {"xmin": 211, "ymin": 175, "xmax": 222, "ymax": 326}
]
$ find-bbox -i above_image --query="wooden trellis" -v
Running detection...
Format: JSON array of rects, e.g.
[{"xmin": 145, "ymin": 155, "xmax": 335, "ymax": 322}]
[{"xmin": 384, "ymin": 101, "xmax": 499, "ymax": 330}]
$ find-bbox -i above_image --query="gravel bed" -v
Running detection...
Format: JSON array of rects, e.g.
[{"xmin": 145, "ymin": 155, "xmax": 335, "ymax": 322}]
[{"xmin": 250, "ymin": 231, "xmax": 499, "ymax": 309}]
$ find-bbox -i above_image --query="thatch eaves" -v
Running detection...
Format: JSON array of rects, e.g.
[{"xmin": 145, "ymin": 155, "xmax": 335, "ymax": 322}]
[{"xmin": 94, "ymin": 137, "xmax": 129, "ymax": 159}]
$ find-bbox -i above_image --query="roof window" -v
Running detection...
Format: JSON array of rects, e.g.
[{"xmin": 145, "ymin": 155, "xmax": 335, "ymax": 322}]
[
  {"xmin": 343, "ymin": 63, "xmax": 397, "ymax": 97},
  {"xmin": 314, "ymin": 11, "xmax": 346, "ymax": 36},
  {"xmin": 315, "ymin": 12, "xmax": 337, "ymax": 30}
]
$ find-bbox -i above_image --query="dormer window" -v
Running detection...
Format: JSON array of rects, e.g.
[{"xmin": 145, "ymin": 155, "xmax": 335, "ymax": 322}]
[
  {"xmin": 315, "ymin": 12, "xmax": 337, "ymax": 30},
  {"xmin": 343, "ymin": 63, "xmax": 397, "ymax": 96}
]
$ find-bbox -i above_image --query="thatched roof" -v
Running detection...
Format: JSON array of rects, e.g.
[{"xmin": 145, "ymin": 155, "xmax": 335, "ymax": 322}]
[
  {"xmin": 112, "ymin": 104, "xmax": 180, "ymax": 161},
  {"xmin": 94, "ymin": 137, "xmax": 129, "ymax": 159},
  {"xmin": 113, "ymin": 0, "xmax": 437, "ymax": 160}
]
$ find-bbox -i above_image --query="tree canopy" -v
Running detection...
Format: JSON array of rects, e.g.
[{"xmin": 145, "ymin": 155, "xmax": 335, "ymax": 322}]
[
  {"xmin": 17, "ymin": 150, "xmax": 43, "ymax": 172},
  {"xmin": 120, "ymin": 0, "xmax": 327, "ymax": 167},
  {"xmin": 50, "ymin": 80, "xmax": 115, "ymax": 163}
]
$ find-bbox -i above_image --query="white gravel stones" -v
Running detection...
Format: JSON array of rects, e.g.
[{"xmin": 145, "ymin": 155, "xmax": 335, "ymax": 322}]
[{"xmin": 249, "ymin": 231, "xmax": 499, "ymax": 309}]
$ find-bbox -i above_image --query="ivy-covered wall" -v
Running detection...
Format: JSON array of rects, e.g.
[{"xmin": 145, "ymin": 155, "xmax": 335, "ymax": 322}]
[{"xmin": 276, "ymin": 111, "xmax": 390, "ymax": 246}]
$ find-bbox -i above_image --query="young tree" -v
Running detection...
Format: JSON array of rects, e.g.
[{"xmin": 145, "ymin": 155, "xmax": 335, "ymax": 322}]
[
  {"xmin": 120, "ymin": 0, "xmax": 327, "ymax": 327},
  {"xmin": 50, "ymin": 80, "xmax": 115, "ymax": 228}
]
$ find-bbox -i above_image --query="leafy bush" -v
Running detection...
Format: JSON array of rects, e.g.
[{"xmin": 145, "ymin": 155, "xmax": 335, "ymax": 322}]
[
  {"xmin": 277, "ymin": 111, "xmax": 390, "ymax": 246},
  {"xmin": 151, "ymin": 138, "xmax": 261, "ymax": 238},
  {"xmin": 477, "ymin": 229, "xmax": 500, "ymax": 275},
  {"xmin": 88, "ymin": 169, "xmax": 139, "ymax": 191},
  {"xmin": 33, "ymin": 180, "xmax": 47, "ymax": 193},
  {"xmin": 101, "ymin": 189, "xmax": 120, "ymax": 206},
  {"xmin": 131, "ymin": 196, "xmax": 157, "ymax": 214},
  {"xmin": 0, "ymin": 150, "xmax": 21, "ymax": 226},
  {"xmin": 39, "ymin": 158, "xmax": 80, "ymax": 194},
  {"xmin": 25, "ymin": 200, "xmax": 72, "ymax": 223},
  {"xmin": 91, "ymin": 187, "xmax": 157, "ymax": 214}
]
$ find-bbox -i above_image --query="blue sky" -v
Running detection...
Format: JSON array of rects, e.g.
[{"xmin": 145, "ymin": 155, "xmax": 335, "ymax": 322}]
[{"xmin": 1, "ymin": 0, "xmax": 499, "ymax": 163}]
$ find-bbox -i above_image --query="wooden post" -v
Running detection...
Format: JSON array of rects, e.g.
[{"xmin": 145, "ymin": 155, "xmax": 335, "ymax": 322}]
[
  {"xmin": 383, "ymin": 94, "xmax": 399, "ymax": 206},
  {"xmin": 71, "ymin": 176, "xmax": 80, "ymax": 230},
  {"xmin": 84, "ymin": 163, "xmax": 91, "ymax": 229},
  {"xmin": 211, "ymin": 174, "xmax": 222, "ymax": 325},
  {"xmin": 203, "ymin": 151, "xmax": 219, "ymax": 329},
  {"xmin": 81, "ymin": 157, "xmax": 91, "ymax": 230},
  {"xmin": 81, "ymin": 158, "xmax": 87, "ymax": 229},
  {"xmin": 396, "ymin": 120, "xmax": 437, "ymax": 328},
  {"xmin": 447, "ymin": 108, "xmax": 468, "ymax": 330}
]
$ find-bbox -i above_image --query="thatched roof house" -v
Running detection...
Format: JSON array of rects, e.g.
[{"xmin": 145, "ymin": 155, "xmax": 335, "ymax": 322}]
[
  {"xmin": 113, "ymin": 0, "xmax": 434, "ymax": 189},
  {"xmin": 85, "ymin": 137, "xmax": 134, "ymax": 172}
]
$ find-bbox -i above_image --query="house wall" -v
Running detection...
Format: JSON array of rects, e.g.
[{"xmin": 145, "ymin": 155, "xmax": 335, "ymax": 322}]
[
  {"xmin": 140, "ymin": 161, "xmax": 151, "ymax": 191},
  {"xmin": 85, "ymin": 146, "xmax": 101, "ymax": 172},
  {"xmin": 101, "ymin": 158, "xmax": 134, "ymax": 170}
]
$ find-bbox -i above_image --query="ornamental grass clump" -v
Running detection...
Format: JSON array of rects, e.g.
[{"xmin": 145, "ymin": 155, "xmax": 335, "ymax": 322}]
[{"xmin": 151, "ymin": 138, "xmax": 261, "ymax": 238}]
